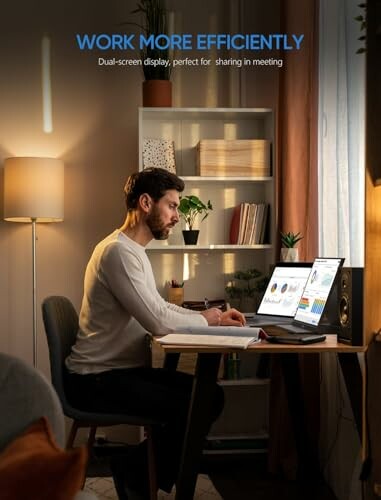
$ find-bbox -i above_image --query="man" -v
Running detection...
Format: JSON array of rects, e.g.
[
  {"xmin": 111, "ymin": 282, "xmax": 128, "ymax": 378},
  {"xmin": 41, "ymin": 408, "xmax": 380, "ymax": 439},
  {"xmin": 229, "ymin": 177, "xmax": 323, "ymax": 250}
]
[{"xmin": 65, "ymin": 168, "xmax": 245, "ymax": 498}]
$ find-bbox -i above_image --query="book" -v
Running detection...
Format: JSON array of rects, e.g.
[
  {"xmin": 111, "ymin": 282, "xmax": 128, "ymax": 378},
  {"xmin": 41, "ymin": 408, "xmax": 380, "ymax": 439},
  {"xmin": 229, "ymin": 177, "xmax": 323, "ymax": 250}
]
[
  {"xmin": 238, "ymin": 203, "xmax": 250, "ymax": 244},
  {"xmin": 253, "ymin": 203, "xmax": 265, "ymax": 244},
  {"xmin": 243, "ymin": 204, "xmax": 256, "ymax": 245},
  {"xmin": 229, "ymin": 204, "xmax": 242, "ymax": 244},
  {"xmin": 157, "ymin": 326, "xmax": 263, "ymax": 349}
]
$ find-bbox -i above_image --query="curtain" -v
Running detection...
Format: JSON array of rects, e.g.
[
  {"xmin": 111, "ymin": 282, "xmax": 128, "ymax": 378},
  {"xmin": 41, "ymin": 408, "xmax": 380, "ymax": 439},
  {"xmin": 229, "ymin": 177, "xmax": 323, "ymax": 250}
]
[
  {"xmin": 268, "ymin": 0, "xmax": 320, "ymax": 479},
  {"xmin": 277, "ymin": 0, "xmax": 319, "ymax": 261},
  {"xmin": 318, "ymin": 0, "xmax": 365, "ymax": 265},
  {"xmin": 318, "ymin": 1, "xmax": 365, "ymax": 499}
]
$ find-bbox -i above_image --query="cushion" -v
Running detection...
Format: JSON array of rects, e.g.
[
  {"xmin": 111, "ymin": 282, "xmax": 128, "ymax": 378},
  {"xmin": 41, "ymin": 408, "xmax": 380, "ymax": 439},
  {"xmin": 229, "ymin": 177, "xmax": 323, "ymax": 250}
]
[{"xmin": 0, "ymin": 417, "xmax": 88, "ymax": 500}]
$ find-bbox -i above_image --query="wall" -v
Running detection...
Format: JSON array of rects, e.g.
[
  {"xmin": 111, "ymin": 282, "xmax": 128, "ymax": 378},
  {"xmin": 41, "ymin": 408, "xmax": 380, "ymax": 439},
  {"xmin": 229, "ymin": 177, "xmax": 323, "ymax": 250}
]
[{"xmin": 0, "ymin": 0, "xmax": 139, "ymax": 374}]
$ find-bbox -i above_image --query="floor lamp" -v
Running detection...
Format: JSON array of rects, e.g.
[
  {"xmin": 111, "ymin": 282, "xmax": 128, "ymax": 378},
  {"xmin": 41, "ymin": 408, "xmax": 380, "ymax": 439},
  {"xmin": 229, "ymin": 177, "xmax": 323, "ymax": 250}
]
[{"xmin": 3, "ymin": 157, "xmax": 64, "ymax": 367}]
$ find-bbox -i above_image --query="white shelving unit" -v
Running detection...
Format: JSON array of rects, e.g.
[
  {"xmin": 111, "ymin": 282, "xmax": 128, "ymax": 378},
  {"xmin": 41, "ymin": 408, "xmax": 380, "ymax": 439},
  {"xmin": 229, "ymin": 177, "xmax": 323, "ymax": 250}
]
[
  {"xmin": 139, "ymin": 107, "xmax": 276, "ymax": 301},
  {"xmin": 146, "ymin": 243, "xmax": 272, "ymax": 251},
  {"xmin": 139, "ymin": 107, "xmax": 276, "ymax": 450}
]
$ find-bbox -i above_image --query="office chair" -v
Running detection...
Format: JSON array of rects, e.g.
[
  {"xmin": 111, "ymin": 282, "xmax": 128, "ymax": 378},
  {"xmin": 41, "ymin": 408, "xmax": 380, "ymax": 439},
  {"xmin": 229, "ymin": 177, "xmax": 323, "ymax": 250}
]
[{"xmin": 41, "ymin": 295, "xmax": 159, "ymax": 500}]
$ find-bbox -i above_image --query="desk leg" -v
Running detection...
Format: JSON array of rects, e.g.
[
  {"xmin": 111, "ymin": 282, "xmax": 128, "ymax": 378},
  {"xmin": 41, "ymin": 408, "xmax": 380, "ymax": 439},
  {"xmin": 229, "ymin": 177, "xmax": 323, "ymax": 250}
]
[
  {"xmin": 175, "ymin": 353, "xmax": 221, "ymax": 500},
  {"xmin": 280, "ymin": 354, "xmax": 320, "ymax": 477},
  {"xmin": 163, "ymin": 353, "xmax": 180, "ymax": 371},
  {"xmin": 338, "ymin": 352, "xmax": 362, "ymax": 439}
]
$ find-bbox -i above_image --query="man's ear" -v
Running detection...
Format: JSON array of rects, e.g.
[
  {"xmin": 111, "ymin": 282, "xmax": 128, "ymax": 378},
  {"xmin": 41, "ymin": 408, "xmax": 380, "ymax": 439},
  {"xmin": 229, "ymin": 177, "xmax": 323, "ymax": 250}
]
[{"xmin": 139, "ymin": 193, "xmax": 152, "ymax": 213}]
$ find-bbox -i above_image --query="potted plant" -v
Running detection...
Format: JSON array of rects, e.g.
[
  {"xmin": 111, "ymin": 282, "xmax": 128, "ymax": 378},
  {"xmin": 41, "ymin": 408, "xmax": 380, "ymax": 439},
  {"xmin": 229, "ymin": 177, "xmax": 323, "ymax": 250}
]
[
  {"xmin": 225, "ymin": 268, "xmax": 269, "ymax": 312},
  {"xmin": 126, "ymin": 0, "xmax": 172, "ymax": 106},
  {"xmin": 280, "ymin": 231, "xmax": 303, "ymax": 262},
  {"xmin": 178, "ymin": 195, "xmax": 213, "ymax": 245}
]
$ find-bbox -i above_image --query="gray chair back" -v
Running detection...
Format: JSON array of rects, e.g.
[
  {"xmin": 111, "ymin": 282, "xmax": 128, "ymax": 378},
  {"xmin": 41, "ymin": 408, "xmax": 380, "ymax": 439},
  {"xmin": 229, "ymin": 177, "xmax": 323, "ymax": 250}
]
[
  {"xmin": 42, "ymin": 295, "xmax": 159, "ymax": 427},
  {"xmin": 41, "ymin": 296, "xmax": 79, "ymax": 415}
]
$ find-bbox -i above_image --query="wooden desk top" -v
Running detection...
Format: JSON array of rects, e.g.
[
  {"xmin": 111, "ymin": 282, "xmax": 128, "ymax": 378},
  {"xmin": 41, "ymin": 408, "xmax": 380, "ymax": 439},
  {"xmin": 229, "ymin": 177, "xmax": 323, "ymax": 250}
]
[{"xmin": 155, "ymin": 335, "xmax": 367, "ymax": 354}]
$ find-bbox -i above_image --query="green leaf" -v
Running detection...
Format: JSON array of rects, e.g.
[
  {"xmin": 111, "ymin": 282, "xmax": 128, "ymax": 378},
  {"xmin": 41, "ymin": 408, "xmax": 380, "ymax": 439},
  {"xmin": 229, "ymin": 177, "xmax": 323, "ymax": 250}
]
[
  {"xmin": 280, "ymin": 230, "xmax": 303, "ymax": 248},
  {"xmin": 178, "ymin": 195, "xmax": 213, "ymax": 230}
]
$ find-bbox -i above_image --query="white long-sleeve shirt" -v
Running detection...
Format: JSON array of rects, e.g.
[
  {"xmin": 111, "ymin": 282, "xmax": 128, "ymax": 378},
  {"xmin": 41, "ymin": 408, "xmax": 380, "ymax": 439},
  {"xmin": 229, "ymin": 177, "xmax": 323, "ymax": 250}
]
[{"xmin": 66, "ymin": 230, "xmax": 207, "ymax": 374}]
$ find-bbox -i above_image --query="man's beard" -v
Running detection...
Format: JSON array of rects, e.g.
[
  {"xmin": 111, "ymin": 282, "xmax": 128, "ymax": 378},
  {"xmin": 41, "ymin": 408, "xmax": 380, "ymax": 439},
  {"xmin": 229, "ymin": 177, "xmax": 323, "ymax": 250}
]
[{"xmin": 146, "ymin": 207, "xmax": 172, "ymax": 240}]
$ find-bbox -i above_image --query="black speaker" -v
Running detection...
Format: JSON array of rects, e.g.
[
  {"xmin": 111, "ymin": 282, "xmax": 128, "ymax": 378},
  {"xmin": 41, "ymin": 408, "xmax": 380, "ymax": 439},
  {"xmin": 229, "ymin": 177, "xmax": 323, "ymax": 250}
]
[
  {"xmin": 321, "ymin": 267, "xmax": 363, "ymax": 344},
  {"xmin": 333, "ymin": 267, "xmax": 364, "ymax": 345}
]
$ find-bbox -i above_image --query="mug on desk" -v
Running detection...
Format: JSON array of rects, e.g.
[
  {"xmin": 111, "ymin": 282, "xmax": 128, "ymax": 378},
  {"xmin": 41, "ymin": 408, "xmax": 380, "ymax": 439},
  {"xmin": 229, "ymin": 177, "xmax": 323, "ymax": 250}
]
[{"xmin": 168, "ymin": 287, "xmax": 184, "ymax": 306}]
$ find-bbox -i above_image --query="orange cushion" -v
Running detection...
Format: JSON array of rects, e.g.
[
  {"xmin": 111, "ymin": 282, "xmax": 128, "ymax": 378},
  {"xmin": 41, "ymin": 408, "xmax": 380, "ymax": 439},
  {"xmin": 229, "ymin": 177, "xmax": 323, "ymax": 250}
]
[{"xmin": 0, "ymin": 417, "xmax": 88, "ymax": 500}]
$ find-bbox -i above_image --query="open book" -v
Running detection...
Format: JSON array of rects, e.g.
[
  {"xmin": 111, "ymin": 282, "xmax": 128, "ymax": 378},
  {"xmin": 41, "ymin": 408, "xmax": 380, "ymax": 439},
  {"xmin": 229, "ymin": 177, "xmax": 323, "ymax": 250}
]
[{"xmin": 157, "ymin": 326, "xmax": 263, "ymax": 349}]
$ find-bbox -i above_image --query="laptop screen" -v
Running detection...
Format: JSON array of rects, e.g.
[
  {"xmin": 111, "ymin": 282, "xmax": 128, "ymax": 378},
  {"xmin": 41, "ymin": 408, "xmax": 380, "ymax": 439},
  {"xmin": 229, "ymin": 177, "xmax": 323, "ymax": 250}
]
[
  {"xmin": 256, "ymin": 263, "xmax": 312, "ymax": 318},
  {"xmin": 294, "ymin": 257, "xmax": 344, "ymax": 326}
]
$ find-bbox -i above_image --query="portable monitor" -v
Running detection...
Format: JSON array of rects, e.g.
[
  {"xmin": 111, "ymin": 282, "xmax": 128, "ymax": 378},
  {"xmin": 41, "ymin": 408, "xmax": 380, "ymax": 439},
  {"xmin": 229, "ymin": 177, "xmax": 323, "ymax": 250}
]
[
  {"xmin": 276, "ymin": 257, "xmax": 345, "ymax": 335},
  {"xmin": 245, "ymin": 262, "xmax": 312, "ymax": 326}
]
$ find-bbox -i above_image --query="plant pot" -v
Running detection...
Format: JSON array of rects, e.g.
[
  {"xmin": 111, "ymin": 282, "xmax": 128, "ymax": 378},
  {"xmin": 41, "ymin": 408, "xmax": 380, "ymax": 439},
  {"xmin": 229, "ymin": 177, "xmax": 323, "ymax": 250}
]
[
  {"xmin": 142, "ymin": 80, "xmax": 172, "ymax": 107},
  {"xmin": 227, "ymin": 298, "xmax": 241, "ymax": 310},
  {"xmin": 239, "ymin": 296, "xmax": 257, "ymax": 313},
  {"xmin": 280, "ymin": 248, "xmax": 299, "ymax": 262},
  {"xmin": 182, "ymin": 230, "xmax": 199, "ymax": 245},
  {"xmin": 168, "ymin": 287, "xmax": 184, "ymax": 306}
]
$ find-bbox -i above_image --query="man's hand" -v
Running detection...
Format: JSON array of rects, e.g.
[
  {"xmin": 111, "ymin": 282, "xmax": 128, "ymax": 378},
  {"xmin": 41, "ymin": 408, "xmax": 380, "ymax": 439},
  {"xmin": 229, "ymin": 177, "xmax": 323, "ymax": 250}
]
[
  {"xmin": 220, "ymin": 308, "xmax": 246, "ymax": 327},
  {"xmin": 201, "ymin": 307, "xmax": 223, "ymax": 325},
  {"xmin": 201, "ymin": 307, "xmax": 246, "ymax": 327}
]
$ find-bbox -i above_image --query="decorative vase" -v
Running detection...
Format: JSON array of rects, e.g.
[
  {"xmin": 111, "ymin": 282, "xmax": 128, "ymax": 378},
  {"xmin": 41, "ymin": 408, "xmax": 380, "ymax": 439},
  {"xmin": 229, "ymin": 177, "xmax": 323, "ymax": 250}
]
[
  {"xmin": 182, "ymin": 230, "xmax": 199, "ymax": 245},
  {"xmin": 280, "ymin": 248, "xmax": 299, "ymax": 262},
  {"xmin": 142, "ymin": 80, "xmax": 172, "ymax": 107}
]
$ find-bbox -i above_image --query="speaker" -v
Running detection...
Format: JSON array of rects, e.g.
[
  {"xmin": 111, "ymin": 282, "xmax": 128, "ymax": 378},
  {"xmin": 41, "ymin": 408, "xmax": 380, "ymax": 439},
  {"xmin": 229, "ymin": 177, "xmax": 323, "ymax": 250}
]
[
  {"xmin": 327, "ymin": 267, "xmax": 364, "ymax": 345},
  {"xmin": 321, "ymin": 267, "xmax": 363, "ymax": 344}
]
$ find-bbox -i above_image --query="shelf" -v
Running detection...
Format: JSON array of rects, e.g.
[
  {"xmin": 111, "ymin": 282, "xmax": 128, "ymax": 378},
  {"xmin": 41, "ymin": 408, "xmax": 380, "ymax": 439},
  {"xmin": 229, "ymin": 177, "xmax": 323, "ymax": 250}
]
[
  {"xmin": 139, "ymin": 107, "xmax": 273, "ymax": 121},
  {"xmin": 146, "ymin": 244, "xmax": 273, "ymax": 251},
  {"xmin": 204, "ymin": 433, "xmax": 269, "ymax": 454},
  {"xmin": 180, "ymin": 176, "xmax": 273, "ymax": 182},
  {"xmin": 219, "ymin": 377, "xmax": 270, "ymax": 387},
  {"xmin": 203, "ymin": 448, "xmax": 267, "ymax": 455}
]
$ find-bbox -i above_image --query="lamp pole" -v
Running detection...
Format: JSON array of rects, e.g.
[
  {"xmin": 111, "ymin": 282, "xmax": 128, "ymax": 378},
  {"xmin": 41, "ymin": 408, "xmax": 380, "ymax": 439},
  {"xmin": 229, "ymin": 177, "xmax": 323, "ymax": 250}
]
[
  {"xmin": 32, "ymin": 218, "xmax": 37, "ymax": 368},
  {"xmin": 3, "ymin": 157, "xmax": 64, "ymax": 368}
]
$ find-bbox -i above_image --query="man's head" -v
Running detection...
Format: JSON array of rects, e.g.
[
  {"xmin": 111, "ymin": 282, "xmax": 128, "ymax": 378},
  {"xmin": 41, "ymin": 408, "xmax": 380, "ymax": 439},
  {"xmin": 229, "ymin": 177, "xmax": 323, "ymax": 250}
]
[
  {"xmin": 124, "ymin": 167, "xmax": 184, "ymax": 209},
  {"xmin": 124, "ymin": 168, "xmax": 185, "ymax": 240}
]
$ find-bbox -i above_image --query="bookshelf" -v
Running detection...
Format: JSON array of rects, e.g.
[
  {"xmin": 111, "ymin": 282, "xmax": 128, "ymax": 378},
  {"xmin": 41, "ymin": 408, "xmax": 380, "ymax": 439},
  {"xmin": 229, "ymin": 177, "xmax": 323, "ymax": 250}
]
[
  {"xmin": 139, "ymin": 107, "xmax": 276, "ymax": 302},
  {"xmin": 139, "ymin": 107, "xmax": 276, "ymax": 448}
]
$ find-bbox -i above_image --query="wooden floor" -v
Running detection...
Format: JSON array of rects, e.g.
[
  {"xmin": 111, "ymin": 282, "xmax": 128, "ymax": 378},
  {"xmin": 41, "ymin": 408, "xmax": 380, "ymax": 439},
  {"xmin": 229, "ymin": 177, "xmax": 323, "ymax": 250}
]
[
  {"xmin": 89, "ymin": 447, "xmax": 337, "ymax": 500},
  {"xmin": 204, "ymin": 454, "xmax": 337, "ymax": 500}
]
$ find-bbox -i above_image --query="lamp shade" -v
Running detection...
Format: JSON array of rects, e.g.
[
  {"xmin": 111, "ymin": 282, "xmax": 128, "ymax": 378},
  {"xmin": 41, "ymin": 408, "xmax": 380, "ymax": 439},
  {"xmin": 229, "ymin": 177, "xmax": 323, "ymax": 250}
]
[{"xmin": 3, "ymin": 157, "xmax": 64, "ymax": 222}]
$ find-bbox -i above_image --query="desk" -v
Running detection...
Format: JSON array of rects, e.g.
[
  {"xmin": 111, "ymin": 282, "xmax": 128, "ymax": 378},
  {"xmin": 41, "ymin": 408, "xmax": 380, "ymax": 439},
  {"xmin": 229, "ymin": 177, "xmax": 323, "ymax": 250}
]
[{"xmin": 157, "ymin": 335, "xmax": 366, "ymax": 500}]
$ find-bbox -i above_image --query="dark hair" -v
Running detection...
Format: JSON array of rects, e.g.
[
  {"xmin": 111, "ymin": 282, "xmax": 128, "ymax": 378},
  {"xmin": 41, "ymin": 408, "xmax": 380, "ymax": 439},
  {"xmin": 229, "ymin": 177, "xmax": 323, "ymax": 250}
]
[{"xmin": 124, "ymin": 168, "xmax": 184, "ymax": 210}]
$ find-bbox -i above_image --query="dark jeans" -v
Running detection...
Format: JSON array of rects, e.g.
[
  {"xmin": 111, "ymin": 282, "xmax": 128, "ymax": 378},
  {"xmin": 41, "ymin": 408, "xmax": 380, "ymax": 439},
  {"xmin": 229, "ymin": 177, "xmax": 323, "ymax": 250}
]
[{"xmin": 64, "ymin": 366, "xmax": 224, "ymax": 491}]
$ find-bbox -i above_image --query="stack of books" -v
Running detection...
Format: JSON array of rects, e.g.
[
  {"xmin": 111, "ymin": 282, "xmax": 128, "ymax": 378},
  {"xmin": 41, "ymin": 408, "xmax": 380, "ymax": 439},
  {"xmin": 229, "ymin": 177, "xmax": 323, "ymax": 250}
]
[{"xmin": 229, "ymin": 203, "xmax": 269, "ymax": 245}]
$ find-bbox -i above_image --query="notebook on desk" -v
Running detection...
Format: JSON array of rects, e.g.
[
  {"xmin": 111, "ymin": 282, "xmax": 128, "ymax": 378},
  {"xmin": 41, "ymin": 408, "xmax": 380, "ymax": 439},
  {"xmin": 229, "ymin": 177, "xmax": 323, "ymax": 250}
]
[
  {"xmin": 245, "ymin": 262, "xmax": 312, "ymax": 327},
  {"xmin": 269, "ymin": 257, "xmax": 345, "ymax": 339}
]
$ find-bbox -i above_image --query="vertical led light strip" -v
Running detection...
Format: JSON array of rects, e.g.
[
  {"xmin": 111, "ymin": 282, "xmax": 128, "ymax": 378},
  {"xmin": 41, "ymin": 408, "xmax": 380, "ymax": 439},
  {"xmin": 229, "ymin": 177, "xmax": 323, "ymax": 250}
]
[{"xmin": 41, "ymin": 35, "xmax": 53, "ymax": 133}]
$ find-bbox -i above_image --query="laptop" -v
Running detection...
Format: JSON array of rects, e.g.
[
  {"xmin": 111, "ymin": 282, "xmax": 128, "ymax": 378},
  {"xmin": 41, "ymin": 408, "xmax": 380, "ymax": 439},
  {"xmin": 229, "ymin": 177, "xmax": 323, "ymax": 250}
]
[
  {"xmin": 274, "ymin": 257, "xmax": 345, "ymax": 336},
  {"xmin": 245, "ymin": 262, "xmax": 312, "ymax": 327}
]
